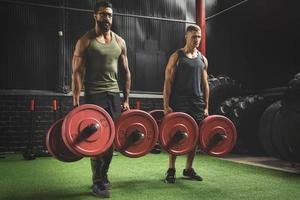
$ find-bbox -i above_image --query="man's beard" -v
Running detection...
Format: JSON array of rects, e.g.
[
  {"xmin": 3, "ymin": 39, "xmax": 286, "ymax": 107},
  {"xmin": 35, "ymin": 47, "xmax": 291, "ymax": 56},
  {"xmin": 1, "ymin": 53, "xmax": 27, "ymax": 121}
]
[{"xmin": 98, "ymin": 21, "xmax": 111, "ymax": 32}]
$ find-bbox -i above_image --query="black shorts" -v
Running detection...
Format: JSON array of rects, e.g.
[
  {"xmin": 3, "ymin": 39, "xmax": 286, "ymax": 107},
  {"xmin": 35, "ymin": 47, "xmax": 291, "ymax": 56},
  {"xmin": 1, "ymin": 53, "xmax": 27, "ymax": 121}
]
[
  {"xmin": 170, "ymin": 96, "xmax": 205, "ymax": 124},
  {"xmin": 85, "ymin": 91, "xmax": 121, "ymax": 121}
]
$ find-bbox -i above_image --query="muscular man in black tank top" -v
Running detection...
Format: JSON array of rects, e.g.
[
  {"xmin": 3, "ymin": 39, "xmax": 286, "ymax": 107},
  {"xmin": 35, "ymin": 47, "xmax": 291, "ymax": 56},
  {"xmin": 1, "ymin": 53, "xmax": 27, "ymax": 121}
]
[{"xmin": 163, "ymin": 25, "xmax": 209, "ymax": 184}]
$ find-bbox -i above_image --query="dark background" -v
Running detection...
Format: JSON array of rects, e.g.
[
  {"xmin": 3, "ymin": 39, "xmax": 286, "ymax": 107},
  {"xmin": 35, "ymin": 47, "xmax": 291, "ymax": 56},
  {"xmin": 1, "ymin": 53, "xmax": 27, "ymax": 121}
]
[
  {"xmin": 206, "ymin": 0, "xmax": 300, "ymax": 89},
  {"xmin": 1, "ymin": 0, "xmax": 299, "ymax": 93}
]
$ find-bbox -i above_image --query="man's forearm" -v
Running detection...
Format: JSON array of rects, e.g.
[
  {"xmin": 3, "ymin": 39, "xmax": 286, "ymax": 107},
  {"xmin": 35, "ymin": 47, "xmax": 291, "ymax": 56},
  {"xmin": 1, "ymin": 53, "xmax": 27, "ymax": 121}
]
[
  {"xmin": 123, "ymin": 72, "xmax": 131, "ymax": 102},
  {"xmin": 163, "ymin": 81, "xmax": 171, "ymax": 108},
  {"xmin": 72, "ymin": 72, "xmax": 82, "ymax": 106},
  {"xmin": 203, "ymin": 82, "xmax": 209, "ymax": 109}
]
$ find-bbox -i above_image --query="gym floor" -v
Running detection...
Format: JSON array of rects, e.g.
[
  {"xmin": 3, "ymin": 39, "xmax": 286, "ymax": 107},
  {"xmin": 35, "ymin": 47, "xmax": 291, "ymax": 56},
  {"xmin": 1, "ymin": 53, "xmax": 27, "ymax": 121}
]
[
  {"xmin": 1, "ymin": 152, "xmax": 299, "ymax": 200},
  {"xmin": 221, "ymin": 155, "xmax": 300, "ymax": 174}
]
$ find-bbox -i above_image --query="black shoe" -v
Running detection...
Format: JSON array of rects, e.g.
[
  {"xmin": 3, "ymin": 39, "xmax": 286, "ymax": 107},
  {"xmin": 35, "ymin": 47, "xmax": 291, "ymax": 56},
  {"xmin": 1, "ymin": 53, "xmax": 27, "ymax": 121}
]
[
  {"xmin": 150, "ymin": 148, "xmax": 161, "ymax": 154},
  {"xmin": 183, "ymin": 168, "xmax": 203, "ymax": 181},
  {"xmin": 150, "ymin": 144, "xmax": 161, "ymax": 154},
  {"xmin": 164, "ymin": 168, "xmax": 176, "ymax": 184},
  {"xmin": 92, "ymin": 183, "xmax": 111, "ymax": 198}
]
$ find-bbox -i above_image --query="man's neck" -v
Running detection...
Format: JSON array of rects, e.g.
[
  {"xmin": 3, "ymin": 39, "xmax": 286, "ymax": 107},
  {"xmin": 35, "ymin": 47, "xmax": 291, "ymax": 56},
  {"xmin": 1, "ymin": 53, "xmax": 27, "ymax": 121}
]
[
  {"xmin": 183, "ymin": 45, "xmax": 197, "ymax": 54},
  {"xmin": 95, "ymin": 26, "xmax": 111, "ymax": 37},
  {"xmin": 94, "ymin": 26, "xmax": 111, "ymax": 44}
]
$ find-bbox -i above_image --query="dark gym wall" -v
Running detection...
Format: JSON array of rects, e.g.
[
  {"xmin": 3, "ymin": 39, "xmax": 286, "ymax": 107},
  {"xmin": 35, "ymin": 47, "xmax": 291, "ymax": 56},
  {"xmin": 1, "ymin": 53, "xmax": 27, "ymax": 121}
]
[
  {"xmin": 0, "ymin": 1, "xmax": 60, "ymax": 91},
  {"xmin": 0, "ymin": 0, "xmax": 196, "ymax": 93},
  {"xmin": 206, "ymin": 0, "xmax": 300, "ymax": 89},
  {"xmin": 2, "ymin": 0, "xmax": 300, "ymax": 92}
]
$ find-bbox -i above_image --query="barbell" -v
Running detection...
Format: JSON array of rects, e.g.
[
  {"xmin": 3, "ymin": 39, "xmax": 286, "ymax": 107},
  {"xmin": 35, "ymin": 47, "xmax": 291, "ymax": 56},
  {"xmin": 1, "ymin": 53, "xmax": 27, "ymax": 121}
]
[
  {"xmin": 150, "ymin": 110, "xmax": 237, "ymax": 157},
  {"xmin": 46, "ymin": 104, "xmax": 237, "ymax": 162},
  {"xmin": 46, "ymin": 104, "xmax": 115, "ymax": 162},
  {"xmin": 46, "ymin": 104, "xmax": 159, "ymax": 161},
  {"xmin": 114, "ymin": 108, "xmax": 159, "ymax": 157}
]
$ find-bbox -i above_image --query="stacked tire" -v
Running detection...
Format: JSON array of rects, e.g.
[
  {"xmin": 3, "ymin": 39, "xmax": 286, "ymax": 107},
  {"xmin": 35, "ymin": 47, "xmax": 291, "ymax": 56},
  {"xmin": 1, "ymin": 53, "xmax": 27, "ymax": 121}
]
[
  {"xmin": 259, "ymin": 73, "xmax": 300, "ymax": 162},
  {"xmin": 211, "ymin": 73, "xmax": 300, "ymax": 162},
  {"xmin": 215, "ymin": 95, "xmax": 274, "ymax": 155},
  {"xmin": 208, "ymin": 75, "xmax": 244, "ymax": 114}
]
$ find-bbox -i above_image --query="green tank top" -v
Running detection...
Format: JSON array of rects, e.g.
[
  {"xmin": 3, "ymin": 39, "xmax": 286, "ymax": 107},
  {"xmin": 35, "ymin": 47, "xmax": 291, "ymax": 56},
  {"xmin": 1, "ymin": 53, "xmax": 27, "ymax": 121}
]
[{"xmin": 84, "ymin": 32, "xmax": 121, "ymax": 95}]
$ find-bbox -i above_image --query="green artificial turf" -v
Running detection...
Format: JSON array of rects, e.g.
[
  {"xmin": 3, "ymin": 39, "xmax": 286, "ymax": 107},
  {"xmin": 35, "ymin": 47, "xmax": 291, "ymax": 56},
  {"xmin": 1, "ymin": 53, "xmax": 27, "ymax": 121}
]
[{"xmin": 0, "ymin": 153, "xmax": 299, "ymax": 200}]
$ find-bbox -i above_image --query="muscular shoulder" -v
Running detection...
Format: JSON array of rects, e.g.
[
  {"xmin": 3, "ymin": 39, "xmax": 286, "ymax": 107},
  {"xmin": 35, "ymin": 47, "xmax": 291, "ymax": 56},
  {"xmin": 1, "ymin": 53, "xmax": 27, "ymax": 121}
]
[
  {"xmin": 170, "ymin": 51, "xmax": 179, "ymax": 62},
  {"xmin": 202, "ymin": 55, "xmax": 208, "ymax": 69},
  {"xmin": 74, "ymin": 30, "xmax": 95, "ymax": 57},
  {"xmin": 113, "ymin": 32, "xmax": 127, "ymax": 54},
  {"xmin": 114, "ymin": 32, "xmax": 126, "ymax": 48},
  {"xmin": 79, "ymin": 30, "xmax": 95, "ymax": 47},
  {"xmin": 166, "ymin": 51, "xmax": 179, "ymax": 68}
]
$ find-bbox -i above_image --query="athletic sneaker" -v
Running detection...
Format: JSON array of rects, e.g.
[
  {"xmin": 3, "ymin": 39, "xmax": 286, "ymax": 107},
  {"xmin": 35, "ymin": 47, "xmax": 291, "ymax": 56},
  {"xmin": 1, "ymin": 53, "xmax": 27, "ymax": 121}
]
[
  {"xmin": 164, "ymin": 168, "xmax": 176, "ymax": 184},
  {"xmin": 150, "ymin": 143, "xmax": 161, "ymax": 154},
  {"xmin": 92, "ymin": 183, "xmax": 111, "ymax": 198},
  {"xmin": 182, "ymin": 168, "xmax": 203, "ymax": 181}
]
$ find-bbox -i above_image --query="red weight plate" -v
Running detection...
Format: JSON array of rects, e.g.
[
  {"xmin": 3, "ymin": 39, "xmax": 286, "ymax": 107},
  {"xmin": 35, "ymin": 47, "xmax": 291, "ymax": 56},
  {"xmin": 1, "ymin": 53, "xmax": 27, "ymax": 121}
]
[
  {"xmin": 198, "ymin": 115, "xmax": 237, "ymax": 157},
  {"xmin": 115, "ymin": 109, "xmax": 159, "ymax": 158},
  {"xmin": 149, "ymin": 109, "xmax": 164, "ymax": 127},
  {"xmin": 159, "ymin": 112, "xmax": 198, "ymax": 156},
  {"xmin": 62, "ymin": 104, "xmax": 115, "ymax": 157},
  {"xmin": 46, "ymin": 119, "xmax": 83, "ymax": 162}
]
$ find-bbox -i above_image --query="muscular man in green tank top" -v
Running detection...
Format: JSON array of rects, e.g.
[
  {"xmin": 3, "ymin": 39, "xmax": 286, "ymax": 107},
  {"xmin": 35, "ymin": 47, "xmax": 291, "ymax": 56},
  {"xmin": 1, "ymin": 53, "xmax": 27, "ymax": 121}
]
[
  {"xmin": 72, "ymin": 1, "xmax": 131, "ymax": 198},
  {"xmin": 163, "ymin": 25, "xmax": 209, "ymax": 184}
]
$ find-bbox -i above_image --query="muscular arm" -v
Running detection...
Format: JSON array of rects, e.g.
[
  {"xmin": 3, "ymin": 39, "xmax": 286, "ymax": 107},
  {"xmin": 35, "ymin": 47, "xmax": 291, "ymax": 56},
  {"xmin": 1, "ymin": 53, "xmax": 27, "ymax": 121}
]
[
  {"xmin": 201, "ymin": 55, "xmax": 209, "ymax": 115},
  {"xmin": 72, "ymin": 38, "xmax": 88, "ymax": 106},
  {"xmin": 117, "ymin": 36, "xmax": 131, "ymax": 110},
  {"xmin": 163, "ymin": 52, "xmax": 178, "ymax": 114}
]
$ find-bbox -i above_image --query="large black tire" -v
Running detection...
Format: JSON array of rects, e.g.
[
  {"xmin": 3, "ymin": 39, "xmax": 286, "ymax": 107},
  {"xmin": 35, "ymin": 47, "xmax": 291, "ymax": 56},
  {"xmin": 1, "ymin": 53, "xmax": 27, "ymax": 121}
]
[
  {"xmin": 214, "ymin": 97, "xmax": 242, "ymax": 119},
  {"xmin": 258, "ymin": 101, "xmax": 282, "ymax": 158},
  {"xmin": 231, "ymin": 95, "xmax": 274, "ymax": 155},
  {"xmin": 208, "ymin": 75, "xmax": 244, "ymax": 114},
  {"xmin": 278, "ymin": 106, "xmax": 300, "ymax": 162},
  {"xmin": 270, "ymin": 110, "xmax": 293, "ymax": 161}
]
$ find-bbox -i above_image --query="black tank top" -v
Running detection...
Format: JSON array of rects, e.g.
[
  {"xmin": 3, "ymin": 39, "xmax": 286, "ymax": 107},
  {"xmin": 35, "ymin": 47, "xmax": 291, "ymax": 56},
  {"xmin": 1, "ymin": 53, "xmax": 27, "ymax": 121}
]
[{"xmin": 170, "ymin": 49, "xmax": 205, "ymax": 100}]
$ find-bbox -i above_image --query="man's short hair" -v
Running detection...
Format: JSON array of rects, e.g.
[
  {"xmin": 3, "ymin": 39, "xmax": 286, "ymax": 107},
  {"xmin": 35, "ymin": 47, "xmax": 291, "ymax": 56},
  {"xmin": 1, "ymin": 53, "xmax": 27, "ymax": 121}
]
[
  {"xmin": 186, "ymin": 25, "xmax": 201, "ymax": 33},
  {"xmin": 94, "ymin": 1, "xmax": 113, "ymax": 13}
]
